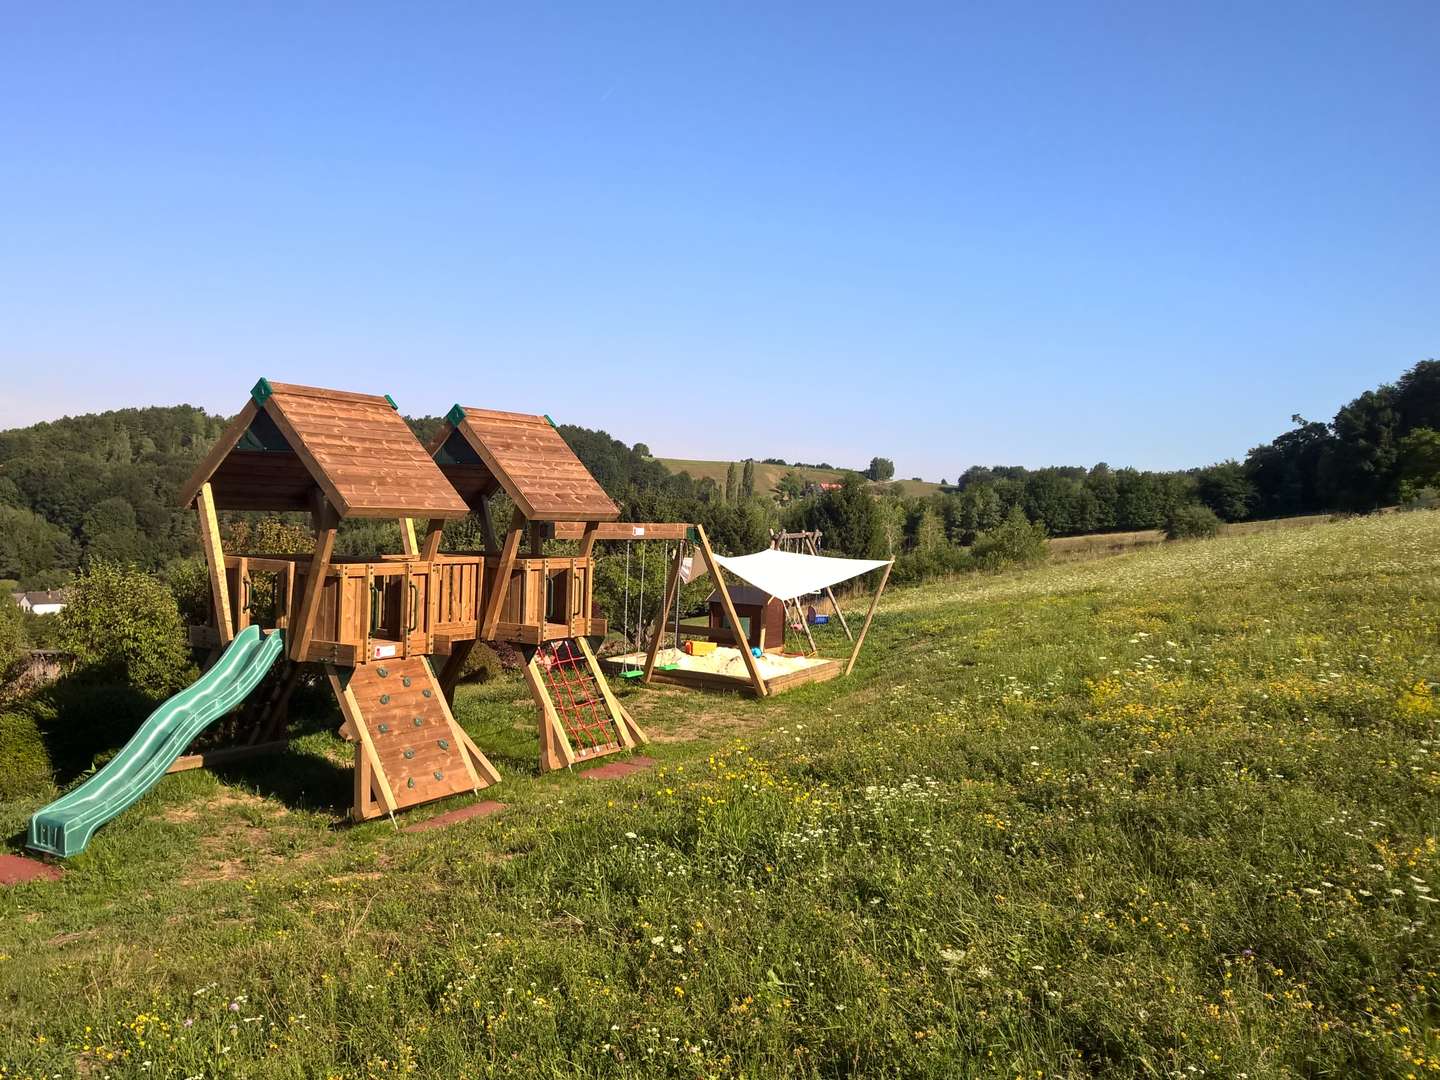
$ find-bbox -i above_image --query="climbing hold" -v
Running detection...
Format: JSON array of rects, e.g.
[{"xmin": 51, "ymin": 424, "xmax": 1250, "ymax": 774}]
[
  {"xmin": 437, "ymin": 738, "xmax": 450, "ymax": 751},
  {"xmin": 403, "ymin": 748, "xmax": 415, "ymax": 760},
  {"xmin": 422, "ymin": 688, "xmax": 433, "ymax": 698},
  {"xmin": 413, "ymin": 716, "xmax": 424, "ymax": 727},
  {"xmin": 379, "ymin": 693, "xmax": 390, "ymax": 705},
  {"xmin": 377, "ymin": 666, "xmax": 389, "ymax": 678},
  {"xmin": 407, "ymin": 777, "xmax": 416, "ymax": 789},
  {"xmin": 378, "ymin": 723, "xmax": 390, "ymax": 734},
  {"xmin": 433, "ymin": 770, "xmax": 444, "ymax": 781},
  {"xmin": 401, "ymin": 676, "xmax": 412, "ymax": 687}
]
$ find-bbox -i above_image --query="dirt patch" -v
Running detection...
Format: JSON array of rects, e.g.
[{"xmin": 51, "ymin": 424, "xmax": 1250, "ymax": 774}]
[
  {"xmin": 0, "ymin": 853, "xmax": 63, "ymax": 886},
  {"xmin": 402, "ymin": 800, "xmax": 506, "ymax": 832},
  {"xmin": 580, "ymin": 755, "xmax": 655, "ymax": 781}
]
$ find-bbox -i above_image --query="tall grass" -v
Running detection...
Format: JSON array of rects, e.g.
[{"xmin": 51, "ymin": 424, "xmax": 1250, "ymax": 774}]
[{"xmin": 1, "ymin": 512, "xmax": 1436, "ymax": 1077}]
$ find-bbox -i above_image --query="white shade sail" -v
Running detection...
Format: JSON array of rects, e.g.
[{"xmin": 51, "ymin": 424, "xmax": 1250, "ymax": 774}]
[{"xmin": 710, "ymin": 548, "xmax": 891, "ymax": 602}]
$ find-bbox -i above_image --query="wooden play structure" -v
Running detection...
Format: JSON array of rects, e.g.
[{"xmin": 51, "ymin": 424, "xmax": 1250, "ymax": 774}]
[
  {"xmin": 177, "ymin": 379, "xmax": 501, "ymax": 822},
  {"xmin": 424, "ymin": 405, "xmax": 648, "ymax": 772}
]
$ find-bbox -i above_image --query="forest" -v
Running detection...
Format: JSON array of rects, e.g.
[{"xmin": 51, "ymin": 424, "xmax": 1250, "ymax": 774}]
[{"xmin": 0, "ymin": 360, "xmax": 1437, "ymax": 603}]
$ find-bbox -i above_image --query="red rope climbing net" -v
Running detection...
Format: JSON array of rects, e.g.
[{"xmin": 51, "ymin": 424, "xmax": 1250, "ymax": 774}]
[{"xmin": 540, "ymin": 640, "xmax": 619, "ymax": 757}]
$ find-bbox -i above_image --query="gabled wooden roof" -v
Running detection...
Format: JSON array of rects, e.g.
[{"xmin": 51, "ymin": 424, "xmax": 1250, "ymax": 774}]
[
  {"xmin": 178, "ymin": 380, "xmax": 471, "ymax": 519},
  {"xmin": 430, "ymin": 406, "xmax": 619, "ymax": 523}
]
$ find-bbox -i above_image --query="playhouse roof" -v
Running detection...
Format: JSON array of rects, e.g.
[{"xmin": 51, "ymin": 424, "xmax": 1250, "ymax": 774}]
[
  {"xmin": 178, "ymin": 380, "xmax": 470, "ymax": 519},
  {"xmin": 430, "ymin": 406, "xmax": 619, "ymax": 523}
]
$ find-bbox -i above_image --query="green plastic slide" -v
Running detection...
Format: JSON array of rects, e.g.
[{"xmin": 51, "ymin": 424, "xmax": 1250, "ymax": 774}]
[{"xmin": 27, "ymin": 625, "xmax": 286, "ymax": 858}]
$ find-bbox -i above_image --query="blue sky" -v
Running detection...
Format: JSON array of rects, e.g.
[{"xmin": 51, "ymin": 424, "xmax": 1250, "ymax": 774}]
[{"xmin": 2, "ymin": 3, "xmax": 1436, "ymax": 479}]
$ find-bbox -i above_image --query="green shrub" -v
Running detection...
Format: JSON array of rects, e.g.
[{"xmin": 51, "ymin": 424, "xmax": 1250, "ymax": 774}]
[
  {"xmin": 20, "ymin": 611, "xmax": 62, "ymax": 650},
  {"xmin": 970, "ymin": 507, "xmax": 1048, "ymax": 571},
  {"xmin": 459, "ymin": 642, "xmax": 504, "ymax": 682},
  {"xmin": 161, "ymin": 556, "xmax": 212, "ymax": 628},
  {"xmin": 0, "ymin": 599, "xmax": 26, "ymax": 681},
  {"xmin": 1164, "ymin": 503, "xmax": 1221, "ymax": 540},
  {"xmin": 892, "ymin": 546, "xmax": 973, "ymax": 585},
  {"xmin": 0, "ymin": 677, "xmax": 158, "ymax": 797},
  {"xmin": 57, "ymin": 560, "xmax": 194, "ymax": 697},
  {"xmin": 0, "ymin": 696, "xmax": 54, "ymax": 799}
]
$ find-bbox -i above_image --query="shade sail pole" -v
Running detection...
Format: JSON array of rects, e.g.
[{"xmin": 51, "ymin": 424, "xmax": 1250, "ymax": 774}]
[{"xmin": 844, "ymin": 559, "xmax": 894, "ymax": 676}]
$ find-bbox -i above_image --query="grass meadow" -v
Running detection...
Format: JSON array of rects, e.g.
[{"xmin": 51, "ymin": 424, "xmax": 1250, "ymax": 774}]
[{"xmin": 2, "ymin": 512, "xmax": 1438, "ymax": 1078}]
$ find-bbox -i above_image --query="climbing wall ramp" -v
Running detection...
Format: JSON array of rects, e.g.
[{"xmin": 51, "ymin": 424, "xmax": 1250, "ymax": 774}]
[
  {"xmin": 525, "ymin": 638, "xmax": 647, "ymax": 774},
  {"xmin": 328, "ymin": 657, "xmax": 500, "ymax": 822}
]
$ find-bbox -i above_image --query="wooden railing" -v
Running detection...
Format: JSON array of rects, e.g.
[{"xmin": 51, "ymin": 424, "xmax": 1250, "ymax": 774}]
[{"xmin": 191, "ymin": 552, "xmax": 604, "ymax": 663}]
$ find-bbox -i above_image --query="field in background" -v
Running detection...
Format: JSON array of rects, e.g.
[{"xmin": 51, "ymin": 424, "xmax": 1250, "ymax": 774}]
[
  {"xmin": 655, "ymin": 456, "xmax": 851, "ymax": 494},
  {"xmin": 2, "ymin": 513, "xmax": 1437, "ymax": 1076},
  {"xmin": 1047, "ymin": 513, "xmax": 1333, "ymax": 562}
]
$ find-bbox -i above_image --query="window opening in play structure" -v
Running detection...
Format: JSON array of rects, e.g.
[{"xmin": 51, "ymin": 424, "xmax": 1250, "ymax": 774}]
[{"xmin": 235, "ymin": 409, "xmax": 294, "ymax": 453}]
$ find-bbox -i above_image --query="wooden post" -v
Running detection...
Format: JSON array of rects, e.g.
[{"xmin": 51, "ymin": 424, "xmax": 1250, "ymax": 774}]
[
  {"xmin": 420, "ymin": 518, "xmax": 445, "ymax": 561},
  {"xmin": 694, "ymin": 525, "xmax": 768, "ymax": 697},
  {"xmin": 438, "ymin": 639, "xmax": 476, "ymax": 703},
  {"xmin": 844, "ymin": 560, "xmax": 894, "ymax": 676},
  {"xmin": 577, "ymin": 522, "xmax": 600, "ymax": 558},
  {"xmin": 399, "ymin": 518, "xmax": 420, "ymax": 557},
  {"xmin": 328, "ymin": 665, "xmax": 398, "ymax": 822},
  {"xmin": 196, "ymin": 482, "xmax": 233, "ymax": 645},
  {"xmin": 290, "ymin": 502, "xmax": 339, "ymax": 662},
  {"xmin": 479, "ymin": 498, "xmax": 500, "ymax": 554},
  {"xmin": 480, "ymin": 510, "xmax": 525, "ymax": 641},
  {"xmin": 643, "ymin": 541, "xmax": 686, "ymax": 680},
  {"xmin": 787, "ymin": 596, "xmax": 818, "ymax": 656}
]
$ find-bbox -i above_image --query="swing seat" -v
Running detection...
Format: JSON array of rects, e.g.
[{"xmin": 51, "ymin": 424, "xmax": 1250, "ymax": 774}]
[{"xmin": 619, "ymin": 669, "xmax": 645, "ymax": 679}]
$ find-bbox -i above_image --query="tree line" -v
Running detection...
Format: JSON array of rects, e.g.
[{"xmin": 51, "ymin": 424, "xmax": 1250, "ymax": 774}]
[{"xmin": 0, "ymin": 359, "xmax": 1435, "ymax": 597}]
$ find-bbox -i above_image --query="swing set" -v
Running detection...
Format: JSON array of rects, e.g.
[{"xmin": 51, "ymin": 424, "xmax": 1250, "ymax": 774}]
[{"xmin": 555, "ymin": 522, "xmax": 894, "ymax": 698}]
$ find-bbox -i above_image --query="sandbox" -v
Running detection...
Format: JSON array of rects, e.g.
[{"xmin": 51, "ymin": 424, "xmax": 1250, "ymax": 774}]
[{"xmin": 600, "ymin": 646, "xmax": 842, "ymax": 696}]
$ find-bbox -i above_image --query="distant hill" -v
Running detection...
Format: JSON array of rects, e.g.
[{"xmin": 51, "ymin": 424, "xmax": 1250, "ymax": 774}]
[
  {"xmin": 655, "ymin": 457, "xmax": 850, "ymax": 495},
  {"xmin": 654, "ymin": 457, "xmax": 942, "ymax": 499}
]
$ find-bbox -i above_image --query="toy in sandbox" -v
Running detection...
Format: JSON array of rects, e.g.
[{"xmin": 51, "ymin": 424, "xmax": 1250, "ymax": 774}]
[{"xmin": 28, "ymin": 380, "xmax": 500, "ymax": 856}]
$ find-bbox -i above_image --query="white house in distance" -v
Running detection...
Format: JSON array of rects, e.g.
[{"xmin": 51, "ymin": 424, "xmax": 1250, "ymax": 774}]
[{"xmin": 17, "ymin": 590, "xmax": 66, "ymax": 616}]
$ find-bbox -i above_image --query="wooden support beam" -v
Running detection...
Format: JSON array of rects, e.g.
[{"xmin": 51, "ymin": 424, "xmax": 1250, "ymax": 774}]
[
  {"xmin": 577, "ymin": 521, "xmax": 600, "ymax": 558},
  {"xmin": 328, "ymin": 665, "xmax": 398, "ymax": 821},
  {"xmin": 437, "ymin": 639, "xmax": 476, "ymax": 704},
  {"xmin": 399, "ymin": 518, "xmax": 420, "ymax": 557},
  {"xmin": 166, "ymin": 739, "xmax": 291, "ymax": 774},
  {"xmin": 844, "ymin": 559, "xmax": 894, "ymax": 676},
  {"xmin": 479, "ymin": 497, "xmax": 500, "ymax": 554},
  {"xmin": 196, "ymin": 483, "xmax": 233, "ymax": 646},
  {"xmin": 787, "ymin": 596, "xmax": 818, "ymax": 656},
  {"xmin": 694, "ymin": 525, "xmax": 768, "ymax": 697},
  {"xmin": 420, "ymin": 518, "xmax": 445, "ymax": 561},
  {"xmin": 290, "ymin": 503, "xmax": 338, "ymax": 662},
  {"xmin": 643, "ymin": 541, "xmax": 686, "ymax": 681},
  {"xmin": 480, "ymin": 509, "xmax": 525, "ymax": 640}
]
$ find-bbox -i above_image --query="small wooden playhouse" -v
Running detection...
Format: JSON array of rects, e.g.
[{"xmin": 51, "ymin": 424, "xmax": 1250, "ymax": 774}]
[{"xmin": 178, "ymin": 379, "xmax": 503, "ymax": 822}]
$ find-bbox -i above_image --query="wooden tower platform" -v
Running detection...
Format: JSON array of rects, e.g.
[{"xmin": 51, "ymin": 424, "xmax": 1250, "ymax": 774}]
[
  {"xmin": 427, "ymin": 405, "xmax": 649, "ymax": 773},
  {"xmin": 178, "ymin": 379, "xmax": 501, "ymax": 822}
]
